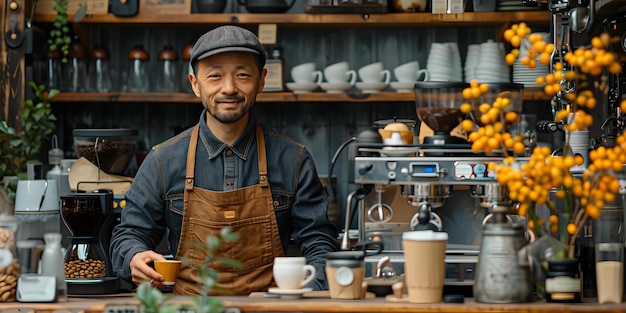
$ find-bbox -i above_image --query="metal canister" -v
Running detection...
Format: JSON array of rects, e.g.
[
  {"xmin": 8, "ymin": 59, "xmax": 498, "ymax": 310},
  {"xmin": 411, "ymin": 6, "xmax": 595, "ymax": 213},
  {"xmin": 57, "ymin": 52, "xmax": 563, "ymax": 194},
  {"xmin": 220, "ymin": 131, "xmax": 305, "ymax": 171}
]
[{"xmin": 474, "ymin": 222, "xmax": 533, "ymax": 303}]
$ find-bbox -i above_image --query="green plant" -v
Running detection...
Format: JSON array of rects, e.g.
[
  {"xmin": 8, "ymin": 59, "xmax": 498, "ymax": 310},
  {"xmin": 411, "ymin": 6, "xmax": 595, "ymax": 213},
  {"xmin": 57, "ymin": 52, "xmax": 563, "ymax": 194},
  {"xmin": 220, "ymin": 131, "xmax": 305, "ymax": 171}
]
[
  {"xmin": 47, "ymin": 0, "xmax": 71, "ymax": 62},
  {"xmin": 0, "ymin": 81, "xmax": 58, "ymax": 179},
  {"xmin": 134, "ymin": 227, "xmax": 242, "ymax": 313}
]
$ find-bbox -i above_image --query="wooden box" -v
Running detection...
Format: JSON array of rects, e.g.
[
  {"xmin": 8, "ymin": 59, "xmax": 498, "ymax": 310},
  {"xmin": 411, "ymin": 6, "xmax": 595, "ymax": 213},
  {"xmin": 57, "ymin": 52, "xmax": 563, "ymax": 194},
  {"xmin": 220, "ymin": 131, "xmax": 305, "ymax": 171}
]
[
  {"xmin": 36, "ymin": 0, "xmax": 109, "ymax": 15},
  {"xmin": 138, "ymin": 0, "xmax": 192, "ymax": 15}
]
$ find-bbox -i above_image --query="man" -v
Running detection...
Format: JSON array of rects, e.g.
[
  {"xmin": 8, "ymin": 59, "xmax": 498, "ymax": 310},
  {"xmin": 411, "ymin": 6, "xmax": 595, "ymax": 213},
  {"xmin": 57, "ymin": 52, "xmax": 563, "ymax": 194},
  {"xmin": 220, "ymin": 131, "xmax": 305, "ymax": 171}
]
[{"xmin": 110, "ymin": 25, "xmax": 339, "ymax": 295}]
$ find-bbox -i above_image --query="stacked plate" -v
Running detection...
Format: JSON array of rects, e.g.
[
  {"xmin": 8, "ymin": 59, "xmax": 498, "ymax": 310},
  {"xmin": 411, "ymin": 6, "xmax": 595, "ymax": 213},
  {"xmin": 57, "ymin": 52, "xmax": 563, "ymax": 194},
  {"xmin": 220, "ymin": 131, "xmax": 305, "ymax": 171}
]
[
  {"xmin": 426, "ymin": 42, "xmax": 463, "ymax": 82},
  {"xmin": 464, "ymin": 44, "xmax": 481, "ymax": 83},
  {"xmin": 512, "ymin": 32, "xmax": 550, "ymax": 87},
  {"xmin": 496, "ymin": 0, "xmax": 544, "ymax": 11},
  {"xmin": 470, "ymin": 41, "xmax": 510, "ymax": 83}
]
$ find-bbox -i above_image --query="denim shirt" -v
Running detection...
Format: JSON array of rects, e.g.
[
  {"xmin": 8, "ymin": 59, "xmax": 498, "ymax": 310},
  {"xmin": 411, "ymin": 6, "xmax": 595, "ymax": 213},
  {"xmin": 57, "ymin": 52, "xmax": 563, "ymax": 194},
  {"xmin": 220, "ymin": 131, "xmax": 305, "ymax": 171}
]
[{"xmin": 110, "ymin": 111, "xmax": 339, "ymax": 291}]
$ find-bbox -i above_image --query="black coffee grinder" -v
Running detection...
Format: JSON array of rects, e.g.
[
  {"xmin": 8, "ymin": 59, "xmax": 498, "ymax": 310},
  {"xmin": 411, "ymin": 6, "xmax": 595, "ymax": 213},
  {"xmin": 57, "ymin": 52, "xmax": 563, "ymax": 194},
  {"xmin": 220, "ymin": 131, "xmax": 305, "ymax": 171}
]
[{"xmin": 60, "ymin": 189, "xmax": 119, "ymax": 294}]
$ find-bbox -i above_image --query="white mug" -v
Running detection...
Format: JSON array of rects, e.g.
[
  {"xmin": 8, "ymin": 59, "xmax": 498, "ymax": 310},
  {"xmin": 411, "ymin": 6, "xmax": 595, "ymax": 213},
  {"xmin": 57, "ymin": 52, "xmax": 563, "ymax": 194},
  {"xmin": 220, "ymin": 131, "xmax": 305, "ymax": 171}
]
[
  {"xmin": 273, "ymin": 257, "xmax": 316, "ymax": 290},
  {"xmin": 323, "ymin": 61, "xmax": 357, "ymax": 84},
  {"xmin": 358, "ymin": 62, "xmax": 391, "ymax": 84},
  {"xmin": 394, "ymin": 61, "xmax": 429, "ymax": 82},
  {"xmin": 290, "ymin": 62, "xmax": 323, "ymax": 84}
]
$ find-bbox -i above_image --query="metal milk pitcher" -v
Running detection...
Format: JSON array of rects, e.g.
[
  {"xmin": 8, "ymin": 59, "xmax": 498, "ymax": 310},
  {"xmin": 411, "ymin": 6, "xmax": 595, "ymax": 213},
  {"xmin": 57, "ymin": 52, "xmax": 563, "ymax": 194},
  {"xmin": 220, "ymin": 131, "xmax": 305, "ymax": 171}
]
[{"xmin": 474, "ymin": 221, "xmax": 533, "ymax": 303}]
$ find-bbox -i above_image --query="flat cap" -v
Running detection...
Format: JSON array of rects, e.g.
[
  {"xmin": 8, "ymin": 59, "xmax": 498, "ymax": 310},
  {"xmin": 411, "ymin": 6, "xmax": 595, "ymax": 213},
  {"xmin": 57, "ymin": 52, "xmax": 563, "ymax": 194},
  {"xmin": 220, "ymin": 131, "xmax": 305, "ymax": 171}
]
[{"xmin": 191, "ymin": 25, "xmax": 266, "ymax": 67}]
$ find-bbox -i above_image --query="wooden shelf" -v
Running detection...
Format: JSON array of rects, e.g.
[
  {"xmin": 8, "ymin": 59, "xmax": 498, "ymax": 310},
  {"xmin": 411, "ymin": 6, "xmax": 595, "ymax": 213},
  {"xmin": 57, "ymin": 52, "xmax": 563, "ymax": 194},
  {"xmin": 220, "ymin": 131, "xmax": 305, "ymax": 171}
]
[
  {"xmin": 33, "ymin": 11, "xmax": 551, "ymax": 27},
  {"xmin": 50, "ymin": 88, "xmax": 551, "ymax": 104}
]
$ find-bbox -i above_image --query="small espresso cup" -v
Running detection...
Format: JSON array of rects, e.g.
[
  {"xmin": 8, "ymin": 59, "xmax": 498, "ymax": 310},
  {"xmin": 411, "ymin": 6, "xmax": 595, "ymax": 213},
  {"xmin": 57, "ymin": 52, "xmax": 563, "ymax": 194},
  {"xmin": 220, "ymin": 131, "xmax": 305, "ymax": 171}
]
[
  {"xmin": 394, "ymin": 61, "xmax": 429, "ymax": 83},
  {"xmin": 154, "ymin": 260, "xmax": 182, "ymax": 286},
  {"xmin": 273, "ymin": 257, "xmax": 316, "ymax": 290},
  {"xmin": 323, "ymin": 61, "xmax": 357, "ymax": 84},
  {"xmin": 291, "ymin": 62, "xmax": 323, "ymax": 84},
  {"xmin": 358, "ymin": 62, "xmax": 391, "ymax": 84}
]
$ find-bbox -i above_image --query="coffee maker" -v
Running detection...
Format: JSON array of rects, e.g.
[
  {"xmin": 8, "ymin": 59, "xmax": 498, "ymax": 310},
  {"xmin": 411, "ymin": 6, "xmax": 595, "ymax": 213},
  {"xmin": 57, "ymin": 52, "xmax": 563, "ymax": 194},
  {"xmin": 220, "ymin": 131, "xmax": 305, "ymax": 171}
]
[{"xmin": 60, "ymin": 189, "xmax": 119, "ymax": 294}]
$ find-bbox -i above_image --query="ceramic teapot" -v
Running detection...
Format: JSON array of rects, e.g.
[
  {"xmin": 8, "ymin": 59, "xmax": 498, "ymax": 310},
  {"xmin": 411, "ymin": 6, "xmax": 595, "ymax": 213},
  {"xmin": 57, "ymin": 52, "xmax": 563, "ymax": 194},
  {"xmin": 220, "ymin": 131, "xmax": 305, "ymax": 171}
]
[{"xmin": 237, "ymin": 0, "xmax": 296, "ymax": 13}]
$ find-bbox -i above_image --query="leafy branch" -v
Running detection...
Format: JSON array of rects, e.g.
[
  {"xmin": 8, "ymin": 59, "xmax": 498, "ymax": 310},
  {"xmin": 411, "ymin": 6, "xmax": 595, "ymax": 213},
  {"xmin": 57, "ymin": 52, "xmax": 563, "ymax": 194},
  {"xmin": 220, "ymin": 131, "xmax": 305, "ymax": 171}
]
[
  {"xmin": 0, "ymin": 81, "xmax": 58, "ymax": 179},
  {"xmin": 134, "ymin": 227, "xmax": 242, "ymax": 313},
  {"xmin": 47, "ymin": 0, "xmax": 71, "ymax": 62}
]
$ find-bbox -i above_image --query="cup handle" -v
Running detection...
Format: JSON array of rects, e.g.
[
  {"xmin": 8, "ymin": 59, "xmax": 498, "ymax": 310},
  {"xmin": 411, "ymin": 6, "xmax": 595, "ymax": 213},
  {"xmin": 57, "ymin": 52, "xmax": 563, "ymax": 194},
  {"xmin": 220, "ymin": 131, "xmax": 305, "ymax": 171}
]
[
  {"xmin": 346, "ymin": 70, "xmax": 357, "ymax": 85},
  {"xmin": 300, "ymin": 264, "xmax": 317, "ymax": 288},
  {"xmin": 417, "ymin": 69, "xmax": 429, "ymax": 81},
  {"xmin": 312, "ymin": 70, "xmax": 323, "ymax": 84},
  {"xmin": 381, "ymin": 69, "xmax": 391, "ymax": 85}
]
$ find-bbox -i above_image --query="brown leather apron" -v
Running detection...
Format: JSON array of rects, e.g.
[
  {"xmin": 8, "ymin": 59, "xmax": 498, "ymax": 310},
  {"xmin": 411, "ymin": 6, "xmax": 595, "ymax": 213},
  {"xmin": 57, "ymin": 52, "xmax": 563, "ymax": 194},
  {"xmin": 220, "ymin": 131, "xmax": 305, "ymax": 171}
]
[{"xmin": 173, "ymin": 124, "xmax": 284, "ymax": 295}]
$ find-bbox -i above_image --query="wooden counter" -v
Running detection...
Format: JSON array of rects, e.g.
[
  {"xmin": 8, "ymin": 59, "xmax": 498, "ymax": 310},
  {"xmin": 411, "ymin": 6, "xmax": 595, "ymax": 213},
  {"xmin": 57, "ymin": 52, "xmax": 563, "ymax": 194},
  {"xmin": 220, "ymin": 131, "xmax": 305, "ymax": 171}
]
[{"xmin": 1, "ymin": 294, "xmax": 625, "ymax": 313}]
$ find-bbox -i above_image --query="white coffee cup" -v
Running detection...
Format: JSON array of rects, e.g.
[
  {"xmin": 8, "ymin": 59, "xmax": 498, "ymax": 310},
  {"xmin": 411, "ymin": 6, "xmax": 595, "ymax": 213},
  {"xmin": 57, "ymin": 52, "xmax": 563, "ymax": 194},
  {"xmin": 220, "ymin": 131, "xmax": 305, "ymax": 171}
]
[
  {"xmin": 323, "ymin": 61, "xmax": 357, "ymax": 84},
  {"xmin": 14, "ymin": 179, "xmax": 59, "ymax": 213},
  {"xmin": 273, "ymin": 257, "xmax": 316, "ymax": 290},
  {"xmin": 394, "ymin": 61, "xmax": 429, "ymax": 83},
  {"xmin": 358, "ymin": 62, "xmax": 391, "ymax": 84},
  {"xmin": 290, "ymin": 62, "xmax": 323, "ymax": 84}
]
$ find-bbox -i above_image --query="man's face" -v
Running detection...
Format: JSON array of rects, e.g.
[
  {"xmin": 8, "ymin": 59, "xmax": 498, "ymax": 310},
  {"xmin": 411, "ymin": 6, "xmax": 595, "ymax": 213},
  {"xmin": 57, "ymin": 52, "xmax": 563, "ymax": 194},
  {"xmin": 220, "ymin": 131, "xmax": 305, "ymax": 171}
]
[{"xmin": 190, "ymin": 52, "xmax": 266, "ymax": 124}]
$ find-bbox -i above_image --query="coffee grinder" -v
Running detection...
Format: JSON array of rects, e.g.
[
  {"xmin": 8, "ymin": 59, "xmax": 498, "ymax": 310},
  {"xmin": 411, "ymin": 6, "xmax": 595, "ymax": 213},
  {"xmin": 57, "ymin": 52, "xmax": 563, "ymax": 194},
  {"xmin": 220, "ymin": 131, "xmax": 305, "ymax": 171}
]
[{"xmin": 60, "ymin": 189, "xmax": 119, "ymax": 294}]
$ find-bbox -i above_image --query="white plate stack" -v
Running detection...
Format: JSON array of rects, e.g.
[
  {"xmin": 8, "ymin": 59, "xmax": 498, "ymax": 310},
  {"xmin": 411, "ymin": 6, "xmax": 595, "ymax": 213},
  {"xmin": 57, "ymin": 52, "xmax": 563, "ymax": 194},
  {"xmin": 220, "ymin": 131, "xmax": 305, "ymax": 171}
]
[
  {"xmin": 512, "ymin": 32, "xmax": 550, "ymax": 87},
  {"xmin": 474, "ymin": 40, "xmax": 510, "ymax": 83},
  {"xmin": 464, "ymin": 44, "xmax": 481, "ymax": 83},
  {"xmin": 426, "ymin": 42, "xmax": 463, "ymax": 82},
  {"xmin": 496, "ymin": 0, "xmax": 544, "ymax": 11}
]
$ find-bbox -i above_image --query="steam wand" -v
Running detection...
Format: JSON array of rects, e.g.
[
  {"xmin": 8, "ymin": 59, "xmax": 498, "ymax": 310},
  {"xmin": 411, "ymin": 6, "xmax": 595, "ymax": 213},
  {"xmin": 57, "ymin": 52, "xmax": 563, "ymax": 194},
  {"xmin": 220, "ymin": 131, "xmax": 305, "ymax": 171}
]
[{"xmin": 340, "ymin": 185, "xmax": 372, "ymax": 251}]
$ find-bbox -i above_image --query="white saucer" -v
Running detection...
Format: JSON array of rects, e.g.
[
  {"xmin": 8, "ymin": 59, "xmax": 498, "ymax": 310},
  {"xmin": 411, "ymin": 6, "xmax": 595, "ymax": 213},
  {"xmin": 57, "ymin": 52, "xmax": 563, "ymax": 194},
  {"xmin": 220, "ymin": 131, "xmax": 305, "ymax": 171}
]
[
  {"xmin": 355, "ymin": 82, "xmax": 388, "ymax": 93},
  {"xmin": 286, "ymin": 82, "xmax": 319, "ymax": 93},
  {"xmin": 381, "ymin": 146, "xmax": 419, "ymax": 157},
  {"xmin": 319, "ymin": 82, "xmax": 353, "ymax": 93},
  {"xmin": 390, "ymin": 81, "xmax": 416, "ymax": 93},
  {"xmin": 267, "ymin": 287, "xmax": 313, "ymax": 299}
]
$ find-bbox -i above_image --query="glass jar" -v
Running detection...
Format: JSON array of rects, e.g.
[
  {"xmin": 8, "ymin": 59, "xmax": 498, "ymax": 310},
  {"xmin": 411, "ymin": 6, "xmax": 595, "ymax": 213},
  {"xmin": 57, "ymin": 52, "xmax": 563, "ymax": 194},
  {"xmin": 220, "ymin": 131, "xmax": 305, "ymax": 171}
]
[
  {"xmin": 87, "ymin": 46, "xmax": 113, "ymax": 92},
  {"xmin": 0, "ymin": 215, "xmax": 20, "ymax": 302},
  {"xmin": 126, "ymin": 45, "xmax": 150, "ymax": 92},
  {"xmin": 154, "ymin": 45, "xmax": 180, "ymax": 92}
]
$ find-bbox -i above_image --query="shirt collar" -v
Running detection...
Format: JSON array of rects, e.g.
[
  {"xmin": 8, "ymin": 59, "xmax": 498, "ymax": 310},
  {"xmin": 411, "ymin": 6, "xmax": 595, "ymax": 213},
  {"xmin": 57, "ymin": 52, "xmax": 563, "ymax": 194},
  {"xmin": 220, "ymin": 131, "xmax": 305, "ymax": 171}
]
[{"xmin": 197, "ymin": 110, "xmax": 256, "ymax": 160}]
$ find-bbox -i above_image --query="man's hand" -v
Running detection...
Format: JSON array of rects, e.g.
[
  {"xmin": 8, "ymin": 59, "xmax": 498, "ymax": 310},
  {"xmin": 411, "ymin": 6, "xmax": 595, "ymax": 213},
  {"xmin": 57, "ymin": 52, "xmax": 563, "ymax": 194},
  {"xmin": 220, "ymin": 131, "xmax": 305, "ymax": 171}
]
[{"xmin": 130, "ymin": 250, "xmax": 168, "ymax": 287}]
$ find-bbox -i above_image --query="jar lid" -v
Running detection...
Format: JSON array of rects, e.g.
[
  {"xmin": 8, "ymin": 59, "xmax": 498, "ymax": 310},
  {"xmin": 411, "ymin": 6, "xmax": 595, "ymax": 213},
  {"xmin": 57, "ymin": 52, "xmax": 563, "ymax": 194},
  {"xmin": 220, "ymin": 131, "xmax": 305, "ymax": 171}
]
[
  {"xmin": 68, "ymin": 41, "xmax": 87, "ymax": 59},
  {"xmin": 90, "ymin": 47, "xmax": 109, "ymax": 60},
  {"xmin": 158, "ymin": 45, "xmax": 178, "ymax": 61},
  {"xmin": 128, "ymin": 45, "xmax": 149, "ymax": 61},
  {"xmin": 181, "ymin": 44, "xmax": 193, "ymax": 61}
]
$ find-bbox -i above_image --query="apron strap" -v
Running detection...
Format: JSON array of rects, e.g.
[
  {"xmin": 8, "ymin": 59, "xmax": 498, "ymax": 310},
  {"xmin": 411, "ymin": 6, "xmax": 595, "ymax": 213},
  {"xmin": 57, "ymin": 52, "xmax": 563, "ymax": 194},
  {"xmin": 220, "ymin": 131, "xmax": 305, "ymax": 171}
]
[
  {"xmin": 255, "ymin": 124, "xmax": 269, "ymax": 188},
  {"xmin": 185, "ymin": 125, "xmax": 200, "ymax": 191}
]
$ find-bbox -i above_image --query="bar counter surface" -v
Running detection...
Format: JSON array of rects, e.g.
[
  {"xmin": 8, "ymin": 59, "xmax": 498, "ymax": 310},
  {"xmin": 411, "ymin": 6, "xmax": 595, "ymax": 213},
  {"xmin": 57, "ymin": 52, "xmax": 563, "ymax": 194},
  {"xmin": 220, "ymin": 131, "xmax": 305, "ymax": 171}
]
[{"xmin": 1, "ymin": 294, "xmax": 626, "ymax": 313}]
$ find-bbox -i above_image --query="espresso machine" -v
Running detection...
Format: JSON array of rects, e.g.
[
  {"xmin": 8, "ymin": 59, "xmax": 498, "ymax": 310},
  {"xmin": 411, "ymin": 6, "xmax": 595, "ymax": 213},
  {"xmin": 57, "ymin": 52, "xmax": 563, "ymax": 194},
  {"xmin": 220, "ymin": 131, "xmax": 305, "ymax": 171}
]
[{"xmin": 350, "ymin": 82, "xmax": 526, "ymax": 294}]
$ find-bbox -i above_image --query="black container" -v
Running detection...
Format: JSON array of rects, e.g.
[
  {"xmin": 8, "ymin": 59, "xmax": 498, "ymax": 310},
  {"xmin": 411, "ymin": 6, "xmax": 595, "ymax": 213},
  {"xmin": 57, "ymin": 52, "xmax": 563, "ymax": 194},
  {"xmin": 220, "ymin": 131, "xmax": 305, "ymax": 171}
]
[{"xmin": 545, "ymin": 258, "xmax": 582, "ymax": 303}]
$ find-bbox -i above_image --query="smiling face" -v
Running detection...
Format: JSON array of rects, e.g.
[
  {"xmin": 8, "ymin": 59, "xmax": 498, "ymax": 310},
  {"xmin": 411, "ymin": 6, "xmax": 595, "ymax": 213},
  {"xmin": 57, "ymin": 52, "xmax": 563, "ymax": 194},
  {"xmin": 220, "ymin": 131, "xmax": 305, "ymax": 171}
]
[{"xmin": 190, "ymin": 51, "xmax": 266, "ymax": 126}]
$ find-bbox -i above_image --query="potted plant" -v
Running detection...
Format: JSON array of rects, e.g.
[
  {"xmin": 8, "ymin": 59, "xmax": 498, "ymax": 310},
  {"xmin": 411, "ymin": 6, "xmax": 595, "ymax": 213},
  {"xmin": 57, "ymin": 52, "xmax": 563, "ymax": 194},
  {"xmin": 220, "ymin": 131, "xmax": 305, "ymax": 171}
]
[{"xmin": 0, "ymin": 81, "xmax": 58, "ymax": 213}]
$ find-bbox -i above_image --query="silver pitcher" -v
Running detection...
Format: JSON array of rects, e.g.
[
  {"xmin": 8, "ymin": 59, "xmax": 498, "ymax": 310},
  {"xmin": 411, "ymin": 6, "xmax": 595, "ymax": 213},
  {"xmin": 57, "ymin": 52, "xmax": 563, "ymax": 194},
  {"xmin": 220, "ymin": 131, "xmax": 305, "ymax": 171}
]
[{"xmin": 474, "ymin": 221, "xmax": 533, "ymax": 303}]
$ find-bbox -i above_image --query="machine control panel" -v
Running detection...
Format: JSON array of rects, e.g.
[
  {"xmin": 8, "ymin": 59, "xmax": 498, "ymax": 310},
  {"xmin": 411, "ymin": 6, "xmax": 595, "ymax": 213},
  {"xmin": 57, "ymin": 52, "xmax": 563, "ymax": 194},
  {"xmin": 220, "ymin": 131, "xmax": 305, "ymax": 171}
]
[{"xmin": 355, "ymin": 156, "xmax": 503, "ymax": 185}]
